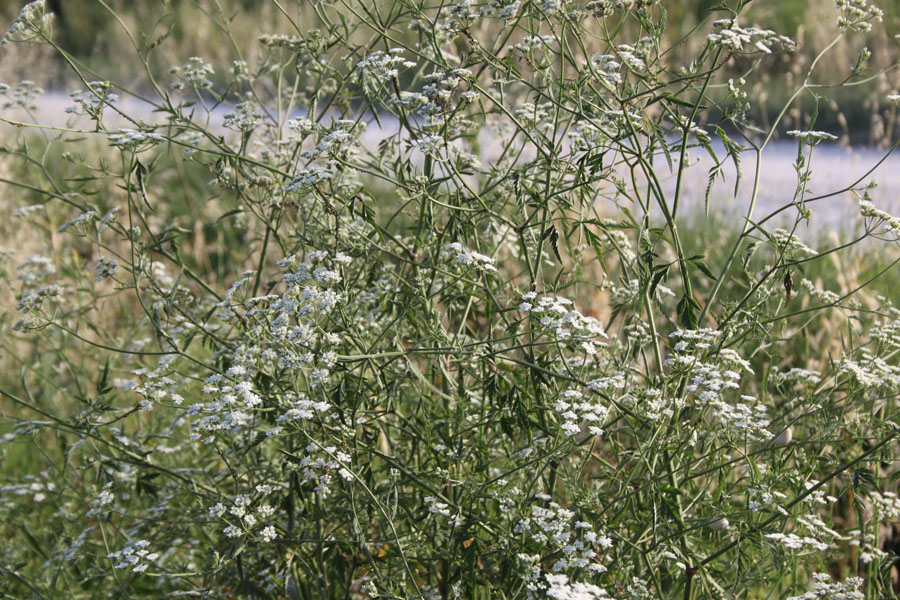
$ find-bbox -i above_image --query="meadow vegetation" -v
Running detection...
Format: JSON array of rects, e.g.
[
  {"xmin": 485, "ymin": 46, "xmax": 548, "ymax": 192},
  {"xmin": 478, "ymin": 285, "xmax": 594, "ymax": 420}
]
[{"xmin": 2, "ymin": 0, "xmax": 900, "ymax": 598}]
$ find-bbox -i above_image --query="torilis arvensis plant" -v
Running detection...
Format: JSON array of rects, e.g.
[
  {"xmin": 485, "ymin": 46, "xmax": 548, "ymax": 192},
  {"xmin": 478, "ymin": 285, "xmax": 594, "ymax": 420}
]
[{"xmin": 2, "ymin": 0, "xmax": 900, "ymax": 598}]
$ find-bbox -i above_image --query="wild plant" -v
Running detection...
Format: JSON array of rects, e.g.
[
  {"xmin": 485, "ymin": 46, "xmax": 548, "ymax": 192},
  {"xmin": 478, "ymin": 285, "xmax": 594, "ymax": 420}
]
[{"xmin": 2, "ymin": 0, "xmax": 900, "ymax": 598}]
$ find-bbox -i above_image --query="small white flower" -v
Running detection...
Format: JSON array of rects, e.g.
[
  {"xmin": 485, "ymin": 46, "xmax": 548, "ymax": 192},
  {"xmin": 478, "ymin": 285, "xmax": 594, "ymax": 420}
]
[
  {"xmin": 786, "ymin": 129, "xmax": 837, "ymax": 146},
  {"xmin": 260, "ymin": 525, "xmax": 277, "ymax": 542}
]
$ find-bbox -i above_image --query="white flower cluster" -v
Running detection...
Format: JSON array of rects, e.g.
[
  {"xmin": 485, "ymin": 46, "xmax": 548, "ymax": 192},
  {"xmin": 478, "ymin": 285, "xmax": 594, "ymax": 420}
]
[
  {"xmin": 300, "ymin": 119, "xmax": 365, "ymax": 161},
  {"xmin": 767, "ymin": 489, "xmax": 844, "ymax": 553},
  {"xmin": 0, "ymin": 471, "xmax": 56, "ymax": 503},
  {"xmin": 859, "ymin": 199, "xmax": 900, "ymax": 237},
  {"xmin": 848, "ymin": 529, "xmax": 888, "ymax": 564},
  {"xmin": 586, "ymin": 375, "xmax": 626, "ymax": 392},
  {"xmin": 839, "ymin": 350, "xmax": 900, "ymax": 390},
  {"xmin": 209, "ymin": 484, "xmax": 278, "ymax": 542},
  {"xmin": 868, "ymin": 490, "xmax": 900, "ymax": 519},
  {"xmin": 258, "ymin": 33, "xmax": 304, "ymax": 50},
  {"xmin": 802, "ymin": 480, "xmax": 838, "ymax": 507},
  {"xmin": 449, "ymin": 0, "xmax": 484, "ymax": 24},
  {"xmin": 569, "ymin": 120, "xmax": 611, "ymax": 152},
  {"xmin": 554, "ymin": 389, "xmax": 608, "ymax": 437},
  {"xmin": 514, "ymin": 102, "xmax": 554, "ymax": 134},
  {"xmin": 211, "ymin": 488, "xmax": 281, "ymax": 541},
  {"xmin": 765, "ymin": 532, "xmax": 829, "ymax": 553},
  {"xmin": 285, "ymin": 442, "xmax": 353, "ymax": 498},
  {"xmin": 391, "ymin": 68, "xmax": 473, "ymax": 127},
  {"xmin": 663, "ymin": 330, "xmax": 776, "ymax": 439},
  {"xmin": 108, "ymin": 539, "xmax": 159, "ymax": 573},
  {"xmin": 543, "ymin": 573, "xmax": 612, "ymax": 599},
  {"xmin": 800, "ymin": 279, "xmax": 840, "ymax": 305},
  {"xmin": 514, "ymin": 502, "xmax": 611, "ymax": 574},
  {"xmin": 786, "ymin": 573, "xmax": 863, "ymax": 600},
  {"xmin": 748, "ymin": 485, "xmax": 788, "ymax": 511},
  {"xmin": 633, "ymin": 387, "xmax": 686, "ymax": 421},
  {"xmin": 709, "ymin": 394, "xmax": 772, "ymax": 442},
  {"xmin": 66, "ymin": 81, "xmax": 118, "ymax": 118},
  {"xmin": 772, "ymin": 367, "xmax": 822, "ymax": 386},
  {"xmin": 591, "ymin": 54, "xmax": 624, "ymax": 87},
  {"xmin": 223, "ymin": 101, "xmax": 265, "ymax": 132},
  {"xmin": 481, "ymin": 0, "xmax": 521, "ymax": 18},
  {"xmin": 518, "ymin": 292, "xmax": 607, "ymax": 352},
  {"xmin": 424, "ymin": 495, "xmax": 463, "ymax": 525},
  {"xmin": 666, "ymin": 328, "xmax": 721, "ymax": 360},
  {"xmin": 169, "ymin": 56, "xmax": 215, "ymax": 90},
  {"xmin": 86, "ymin": 485, "xmax": 115, "ymax": 516},
  {"xmin": 511, "ymin": 35, "xmax": 555, "ymax": 56},
  {"xmin": 836, "ymin": 0, "xmax": 883, "ymax": 32},
  {"xmin": 536, "ymin": 0, "xmax": 563, "ymax": 15},
  {"xmin": 208, "ymin": 252, "xmax": 347, "ymax": 402},
  {"xmin": 1, "ymin": 80, "xmax": 44, "ymax": 110},
  {"xmin": 258, "ymin": 525, "xmax": 276, "ymax": 542},
  {"xmin": 93, "ymin": 256, "xmax": 118, "ymax": 281},
  {"xmin": 287, "ymin": 116, "xmax": 317, "ymax": 137},
  {"xmin": 787, "ymin": 130, "xmax": 838, "ymax": 146},
  {"xmin": 622, "ymin": 320, "xmax": 652, "ymax": 349},
  {"xmin": 772, "ymin": 229, "xmax": 818, "ymax": 258},
  {"xmin": 107, "ymin": 128, "xmax": 166, "ymax": 150},
  {"xmin": 0, "ymin": 1, "xmax": 52, "ymax": 45},
  {"xmin": 870, "ymin": 317, "xmax": 900, "ymax": 350},
  {"xmin": 356, "ymin": 48, "xmax": 416, "ymax": 86},
  {"xmin": 16, "ymin": 254, "xmax": 56, "ymax": 286},
  {"xmin": 122, "ymin": 355, "xmax": 183, "ymax": 411},
  {"xmin": 282, "ymin": 165, "xmax": 336, "ymax": 193},
  {"xmin": 13, "ymin": 204, "xmax": 45, "ymax": 220},
  {"xmin": 188, "ymin": 373, "xmax": 263, "ymax": 441},
  {"xmin": 583, "ymin": 0, "xmax": 613, "ymax": 16},
  {"xmin": 414, "ymin": 132, "xmax": 444, "ymax": 157},
  {"xmin": 275, "ymin": 392, "xmax": 332, "ymax": 425},
  {"xmin": 58, "ymin": 210, "xmax": 97, "ymax": 234},
  {"xmin": 584, "ymin": 0, "xmax": 656, "ymax": 16},
  {"xmin": 443, "ymin": 242, "xmax": 498, "ymax": 273},
  {"xmin": 13, "ymin": 254, "xmax": 62, "ymax": 330},
  {"xmin": 424, "ymin": 495, "xmax": 453, "ymax": 517},
  {"xmin": 588, "ymin": 42, "xmax": 650, "ymax": 88},
  {"xmin": 426, "ymin": 0, "xmax": 482, "ymax": 34},
  {"xmin": 707, "ymin": 20, "xmax": 796, "ymax": 54},
  {"xmin": 15, "ymin": 282, "xmax": 63, "ymax": 316}
]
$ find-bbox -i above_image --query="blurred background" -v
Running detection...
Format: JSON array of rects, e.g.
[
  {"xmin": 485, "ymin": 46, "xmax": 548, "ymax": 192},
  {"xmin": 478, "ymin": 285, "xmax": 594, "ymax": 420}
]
[
  {"xmin": 3, "ymin": 0, "xmax": 900, "ymax": 143},
  {"xmin": 3, "ymin": 0, "xmax": 900, "ymax": 227}
]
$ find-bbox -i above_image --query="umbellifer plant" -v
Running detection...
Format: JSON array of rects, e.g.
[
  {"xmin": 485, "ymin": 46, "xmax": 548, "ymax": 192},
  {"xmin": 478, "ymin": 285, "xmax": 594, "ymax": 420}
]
[{"xmin": 2, "ymin": 0, "xmax": 900, "ymax": 598}]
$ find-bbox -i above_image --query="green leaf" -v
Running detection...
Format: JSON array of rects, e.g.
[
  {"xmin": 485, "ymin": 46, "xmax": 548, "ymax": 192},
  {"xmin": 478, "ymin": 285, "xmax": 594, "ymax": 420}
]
[
  {"xmin": 20, "ymin": 525, "xmax": 48, "ymax": 560},
  {"xmin": 650, "ymin": 266, "xmax": 669, "ymax": 296},
  {"xmin": 853, "ymin": 468, "xmax": 876, "ymax": 491},
  {"xmin": 677, "ymin": 295, "xmax": 700, "ymax": 329},
  {"xmin": 690, "ymin": 258, "xmax": 716, "ymax": 280},
  {"xmin": 96, "ymin": 359, "xmax": 113, "ymax": 396},
  {"xmin": 549, "ymin": 227, "xmax": 562, "ymax": 263},
  {"xmin": 136, "ymin": 471, "xmax": 161, "ymax": 499}
]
